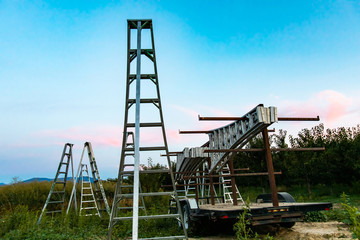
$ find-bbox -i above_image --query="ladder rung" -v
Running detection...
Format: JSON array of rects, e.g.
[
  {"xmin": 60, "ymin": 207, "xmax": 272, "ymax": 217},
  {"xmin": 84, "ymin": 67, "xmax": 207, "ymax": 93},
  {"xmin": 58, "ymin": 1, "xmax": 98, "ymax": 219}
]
[
  {"xmin": 82, "ymin": 200, "xmax": 96, "ymax": 203},
  {"xmin": 120, "ymin": 169, "xmax": 170, "ymax": 174},
  {"xmin": 48, "ymin": 200, "xmax": 64, "ymax": 204},
  {"xmin": 45, "ymin": 210, "xmax": 62, "ymax": 214},
  {"xmin": 83, "ymin": 187, "xmax": 92, "ymax": 190},
  {"xmin": 117, "ymin": 192, "xmax": 175, "ymax": 198},
  {"xmin": 139, "ymin": 236, "xmax": 186, "ymax": 240},
  {"xmin": 81, "ymin": 207, "xmax": 96, "ymax": 210},
  {"xmin": 82, "ymin": 194, "xmax": 94, "ymax": 196},
  {"xmin": 114, "ymin": 214, "xmax": 180, "ymax": 221},
  {"xmin": 123, "ymin": 164, "xmax": 134, "ymax": 167},
  {"xmin": 83, "ymin": 213, "xmax": 99, "ymax": 216},
  {"xmin": 120, "ymin": 185, "xmax": 133, "ymax": 188},
  {"xmin": 129, "ymin": 74, "xmax": 156, "ymax": 80},
  {"xmin": 126, "ymin": 122, "xmax": 162, "ymax": 128},
  {"xmin": 128, "ymin": 49, "xmax": 154, "ymax": 55},
  {"xmin": 58, "ymin": 171, "xmax": 66, "ymax": 174},
  {"xmin": 124, "ymin": 146, "xmax": 167, "ymax": 151},
  {"xmin": 52, "ymin": 191, "xmax": 65, "ymax": 194}
]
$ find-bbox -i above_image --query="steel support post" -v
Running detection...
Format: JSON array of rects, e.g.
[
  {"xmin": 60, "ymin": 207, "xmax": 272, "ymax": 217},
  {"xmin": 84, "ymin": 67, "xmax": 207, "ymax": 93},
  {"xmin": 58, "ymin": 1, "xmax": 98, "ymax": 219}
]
[
  {"xmin": 132, "ymin": 20, "xmax": 142, "ymax": 240},
  {"xmin": 228, "ymin": 158, "xmax": 238, "ymax": 206},
  {"xmin": 209, "ymin": 176, "xmax": 215, "ymax": 205},
  {"xmin": 262, "ymin": 128, "xmax": 279, "ymax": 207}
]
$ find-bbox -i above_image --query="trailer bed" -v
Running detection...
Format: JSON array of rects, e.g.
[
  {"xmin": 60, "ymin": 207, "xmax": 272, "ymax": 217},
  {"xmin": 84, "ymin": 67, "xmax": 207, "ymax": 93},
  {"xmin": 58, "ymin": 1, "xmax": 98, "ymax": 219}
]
[
  {"xmin": 189, "ymin": 201, "xmax": 332, "ymax": 226},
  {"xmin": 199, "ymin": 202, "xmax": 331, "ymax": 211}
]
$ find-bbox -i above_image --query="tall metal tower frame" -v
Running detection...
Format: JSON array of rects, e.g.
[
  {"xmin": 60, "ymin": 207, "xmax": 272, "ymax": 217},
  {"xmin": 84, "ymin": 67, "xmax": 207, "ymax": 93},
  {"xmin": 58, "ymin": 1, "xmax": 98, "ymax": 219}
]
[{"xmin": 108, "ymin": 19, "xmax": 188, "ymax": 239}]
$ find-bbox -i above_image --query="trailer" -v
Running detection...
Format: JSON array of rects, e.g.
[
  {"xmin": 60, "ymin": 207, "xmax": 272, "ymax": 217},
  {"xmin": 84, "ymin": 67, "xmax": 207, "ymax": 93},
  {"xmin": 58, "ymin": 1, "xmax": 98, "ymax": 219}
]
[
  {"xmin": 171, "ymin": 105, "xmax": 333, "ymax": 232},
  {"xmin": 171, "ymin": 193, "xmax": 332, "ymax": 231}
]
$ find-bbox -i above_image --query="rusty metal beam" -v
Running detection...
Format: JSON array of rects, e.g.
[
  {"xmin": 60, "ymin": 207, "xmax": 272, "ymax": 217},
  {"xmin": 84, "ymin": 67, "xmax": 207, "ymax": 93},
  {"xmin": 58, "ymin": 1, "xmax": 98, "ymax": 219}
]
[
  {"xmin": 178, "ymin": 130, "xmax": 212, "ymax": 134},
  {"xmin": 210, "ymin": 176, "xmax": 215, "ymax": 205},
  {"xmin": 263, "ymin": 128, "xmax": 279, "ymax": 207},
  {"xmin": 278, "ymin": 116, "xmax": 320, "ymax": 121},
  {"xmin": 197, "ymin": 116, "xmax": 320, "ymax": 122},
  {"xmin": 198, "ymin": 116, "xmax": 247, "ymax": 121},
  {"xmin": 203, "ymin": 147, "xmax": 325, "ymax": 153},
  {"xmin": 182, "ymin": 172, "xmax": 282, "ymax": 179},
  {"xmin": 229, "ymin": 158, "xmax": 238, "ymax": 206}
]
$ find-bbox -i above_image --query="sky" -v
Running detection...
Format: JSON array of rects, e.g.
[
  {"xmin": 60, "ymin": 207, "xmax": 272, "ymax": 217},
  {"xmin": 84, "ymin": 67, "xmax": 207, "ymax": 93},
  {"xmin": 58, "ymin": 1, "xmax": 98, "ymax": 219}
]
[{"xmin": 1, "ymin": 0, "xmax": 360, "ymax": 184}]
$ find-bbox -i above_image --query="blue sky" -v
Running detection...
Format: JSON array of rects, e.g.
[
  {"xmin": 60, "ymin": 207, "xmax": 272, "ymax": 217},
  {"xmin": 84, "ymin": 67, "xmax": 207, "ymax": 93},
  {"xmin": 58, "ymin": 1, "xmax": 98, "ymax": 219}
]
[{"xmin": 1, "ymin": 0, "xmax": 360, "ymax": 183}]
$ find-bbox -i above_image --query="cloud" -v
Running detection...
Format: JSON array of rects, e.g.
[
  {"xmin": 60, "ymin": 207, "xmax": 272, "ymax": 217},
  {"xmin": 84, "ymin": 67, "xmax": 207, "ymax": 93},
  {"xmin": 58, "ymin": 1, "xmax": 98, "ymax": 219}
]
[
  {"xmin": 278, "ymin": 89, "xmax": 358, "ymax": 127},
  {"xmin": 36, "ymin": 125, "xmax": 122, "ymax": 147}
]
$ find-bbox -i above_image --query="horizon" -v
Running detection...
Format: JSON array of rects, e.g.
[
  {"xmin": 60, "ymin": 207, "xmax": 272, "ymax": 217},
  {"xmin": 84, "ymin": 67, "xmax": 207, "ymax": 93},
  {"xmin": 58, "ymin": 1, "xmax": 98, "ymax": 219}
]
[{"xmin": 1, "ymin": 1, "xmax": 360, "ymax": 184}]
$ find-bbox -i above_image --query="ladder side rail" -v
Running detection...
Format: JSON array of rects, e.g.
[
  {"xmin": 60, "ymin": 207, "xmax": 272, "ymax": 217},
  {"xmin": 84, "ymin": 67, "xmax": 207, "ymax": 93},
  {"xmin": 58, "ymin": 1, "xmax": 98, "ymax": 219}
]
[
  {"xmin": 67, "ymin": 145, "xmax": 86, "ymax": 214},
  {"xmin": 61, "ymin": 148, "xmax": 71, "ymax": 210},
  {"xmin": 86, "ymin": 142, "xmax": 111, "ymax": 215},
  {"xmin": 87, "ymin": 165, "xmax": 101, "ymax": 217},
  {"xmin": 131, "ymin": 20, "xmax": 142, "ymax": 240},
  {"xmin": 37, "ymin": 144, "xmax": 67, "ymax": 224}
]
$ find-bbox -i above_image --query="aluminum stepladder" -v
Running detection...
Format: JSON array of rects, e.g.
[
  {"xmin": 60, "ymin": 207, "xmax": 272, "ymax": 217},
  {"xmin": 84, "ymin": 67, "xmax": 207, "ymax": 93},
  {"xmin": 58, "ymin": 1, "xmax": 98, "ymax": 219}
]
[
  {"xmin": 79, "ymin": 164, "xmax": 100, "ymax": 217},
  {"xmin": 108, "ymin": 19, "xmax": 187, "ymax": 240},
  {"xmin": 199, "ymin": 161, "xmax": 220, "ymax": 205},
  {"xmin": 67, "ymin": 142, "xmax": 110, "ymax": 217},
  {"xmin": 37, "ymin": 143, "xmax": 76, "ymax": 224},
  {"xmin": 220, "ymin": 163, "xmax": 245, "ymax": 204}
]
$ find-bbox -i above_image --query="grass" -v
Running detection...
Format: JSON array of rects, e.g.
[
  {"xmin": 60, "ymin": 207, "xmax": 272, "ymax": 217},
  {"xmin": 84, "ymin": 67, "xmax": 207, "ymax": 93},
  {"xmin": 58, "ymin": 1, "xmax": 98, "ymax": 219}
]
[{"xmin": 2, "ymin": 181, "xmax": 360, "ymax": 239}]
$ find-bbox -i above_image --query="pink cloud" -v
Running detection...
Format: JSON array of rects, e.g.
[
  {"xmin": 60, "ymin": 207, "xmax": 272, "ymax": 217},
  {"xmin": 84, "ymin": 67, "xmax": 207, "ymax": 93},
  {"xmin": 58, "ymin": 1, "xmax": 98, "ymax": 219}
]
[
  {"xmin": 279, "ymin": 89, "xmax": 357, "ymax": 126},
  {"xmin": 37, "ymin": 125, "xmax": 123, "ymax": 147},
  {"xmin": 317, "ymin": 90, "xmax": 352, "ymax": 123}
]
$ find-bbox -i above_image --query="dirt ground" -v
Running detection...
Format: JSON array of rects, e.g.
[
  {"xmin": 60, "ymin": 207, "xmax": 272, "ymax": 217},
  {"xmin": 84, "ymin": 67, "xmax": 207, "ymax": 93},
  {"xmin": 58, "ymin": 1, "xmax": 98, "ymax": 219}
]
[{"xmin": 190, "ymin": 221, "xmax": 353, "ymax": 240}]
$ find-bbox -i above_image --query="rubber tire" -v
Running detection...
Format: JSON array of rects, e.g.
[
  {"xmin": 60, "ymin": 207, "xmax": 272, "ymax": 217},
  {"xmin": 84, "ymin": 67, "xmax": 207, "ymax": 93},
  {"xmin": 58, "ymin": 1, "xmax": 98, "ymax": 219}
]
[
  {"xmin": 280, "ymin": 222, "xmax": 296, "ymax": 228},
  {"xmin": 182, "ymin": 204, "xmax": 190, "ymax": 230}
]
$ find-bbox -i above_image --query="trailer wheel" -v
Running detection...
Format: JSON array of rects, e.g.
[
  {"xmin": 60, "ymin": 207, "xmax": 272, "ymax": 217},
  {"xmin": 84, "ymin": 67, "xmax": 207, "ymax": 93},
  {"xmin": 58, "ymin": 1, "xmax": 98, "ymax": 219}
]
[
  {"xmin": 181, "ymin": 204, "xmax": 190, "ymax": 230},
  {"xmin": 280, "ymin": 222, "xmax": 295, "ymax": 228}
]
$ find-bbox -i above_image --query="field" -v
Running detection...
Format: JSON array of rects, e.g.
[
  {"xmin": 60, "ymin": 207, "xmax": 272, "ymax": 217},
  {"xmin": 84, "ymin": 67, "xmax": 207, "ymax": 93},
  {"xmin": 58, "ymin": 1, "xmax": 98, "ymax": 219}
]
[
  {"xmin": 2, "ymin": 125, "xmax": 360, "ymax": 239},
  {"xmin": 1, "ymin": 180, "xmax": 360, "ymax": 240}
]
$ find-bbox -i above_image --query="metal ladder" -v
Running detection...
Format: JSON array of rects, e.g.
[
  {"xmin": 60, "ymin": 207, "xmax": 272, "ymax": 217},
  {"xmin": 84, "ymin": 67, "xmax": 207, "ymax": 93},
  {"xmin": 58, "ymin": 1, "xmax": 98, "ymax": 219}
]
[
  {"xmin": 220, "ymin": 164, "xmax": 245, "ymax": 204},
  {"xmin": 79, "ymin": 164, "xmax": 100, "ymax": 217},
  {"xmin": 108, "ymin": 19, "xmax": 187, "ymax": 240},
  {"xmin": 199, "ymin": 161, "xmax": 220, "ymax": 205},
  {"xmin": 37, "ymin": 143, "xmax": 76, "ymax": 224},
  {"xmin": 67, "ymin": 142, "xmax": 110, "ymax": 217},
  {"xmin": 184, "ymin": 179, "xmax": 196, "ymax": 198}
]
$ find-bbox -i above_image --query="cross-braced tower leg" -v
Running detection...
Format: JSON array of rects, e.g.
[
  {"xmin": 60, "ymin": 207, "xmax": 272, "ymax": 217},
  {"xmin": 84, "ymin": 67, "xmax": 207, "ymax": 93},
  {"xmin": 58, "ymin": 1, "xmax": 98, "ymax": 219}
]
[{"xmin": 108, "ymin": 19, "xmax": 188, "ymax": 240}]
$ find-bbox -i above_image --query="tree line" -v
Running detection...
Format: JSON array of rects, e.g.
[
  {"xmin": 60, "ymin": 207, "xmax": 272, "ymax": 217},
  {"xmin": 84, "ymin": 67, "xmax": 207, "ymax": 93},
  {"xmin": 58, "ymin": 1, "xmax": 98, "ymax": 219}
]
[{"xmin": 233, "ymin": 124, "xmax": 360, "ymax": 197}]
